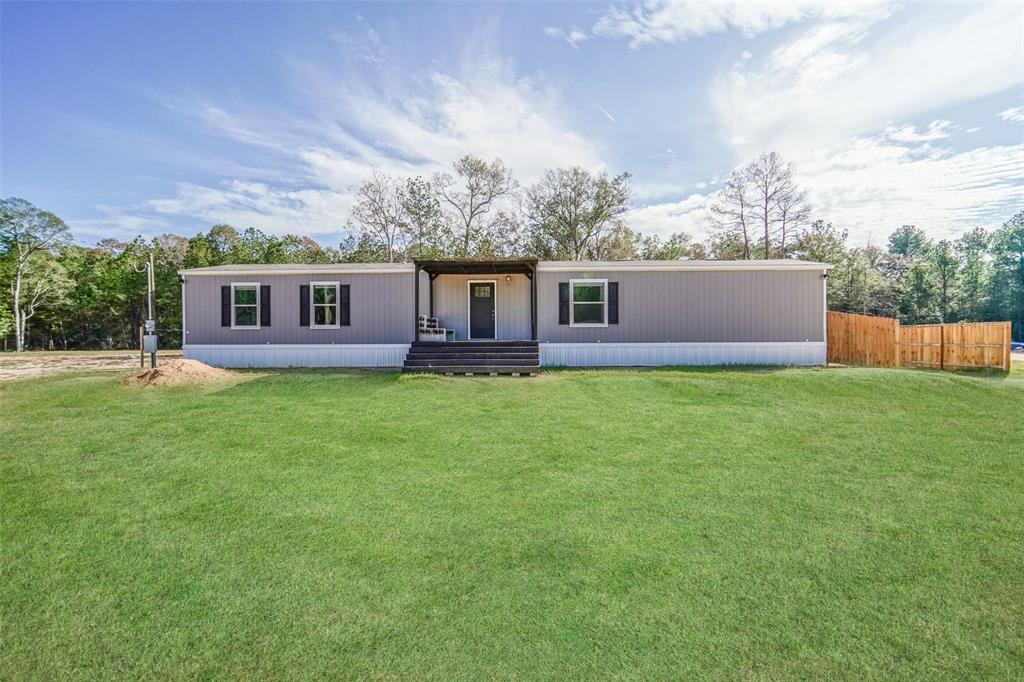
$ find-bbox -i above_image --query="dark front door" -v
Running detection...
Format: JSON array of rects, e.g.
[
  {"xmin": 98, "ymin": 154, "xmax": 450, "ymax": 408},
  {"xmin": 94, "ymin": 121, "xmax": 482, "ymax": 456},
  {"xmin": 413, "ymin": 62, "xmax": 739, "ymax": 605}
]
[{"xmin": 469, "ymin": 282, "xmax": 496, "ymax": 339}]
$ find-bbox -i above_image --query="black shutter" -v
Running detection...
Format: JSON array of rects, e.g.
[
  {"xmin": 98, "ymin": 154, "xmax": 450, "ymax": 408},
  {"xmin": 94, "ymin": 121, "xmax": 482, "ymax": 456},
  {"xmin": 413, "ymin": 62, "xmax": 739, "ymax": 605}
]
[
  {"xmin": 221, "ymin": 286, "xmax": 231, "ymax": 327},
  {"xmin": 608, "ymin": 282, "xmax": 619, "ymax": 325},
  {"xmin": 558, "ymin": 282, "xmax": 570, "ymax": 325},
  {"xmin": 339, "ymin": 284, "xmax": 351, "ymax": 326},
  {"xmin": 299, "ymin": 285, "xmax": 310, "ymax": 326},
  {"xmin": 260, "ymin": 285, "xmax": 271, "ymax": 327}
]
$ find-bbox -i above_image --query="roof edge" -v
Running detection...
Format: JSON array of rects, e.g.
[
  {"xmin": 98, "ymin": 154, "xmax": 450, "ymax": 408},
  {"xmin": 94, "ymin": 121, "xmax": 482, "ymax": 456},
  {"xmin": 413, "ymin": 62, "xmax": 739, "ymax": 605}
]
[{"xmin": 179, "ymin": 259, "xmax": 834, "ymax": 276}]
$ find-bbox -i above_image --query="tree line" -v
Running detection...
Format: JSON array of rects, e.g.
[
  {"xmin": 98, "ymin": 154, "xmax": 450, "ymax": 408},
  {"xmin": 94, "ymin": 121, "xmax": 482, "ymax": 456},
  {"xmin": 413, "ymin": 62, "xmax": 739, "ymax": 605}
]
[{"xmin": 2, "ymin": 152, "xmax": 1022, "ymax": 350}]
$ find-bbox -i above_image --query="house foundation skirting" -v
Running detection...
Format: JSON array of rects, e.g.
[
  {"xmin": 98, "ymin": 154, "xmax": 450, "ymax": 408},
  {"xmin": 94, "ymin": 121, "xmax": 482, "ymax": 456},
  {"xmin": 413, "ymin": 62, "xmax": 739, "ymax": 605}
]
[
  {"xmin": 538, "ymin": 342, "xmax": 826, "ymax": 367},
  {"xmin": 184, "ymin": 341, "xmax": 826, "ymax": 368},
  {"xmin": 184, "ymin": 344, "xmax": 411, "ymax": 368}
]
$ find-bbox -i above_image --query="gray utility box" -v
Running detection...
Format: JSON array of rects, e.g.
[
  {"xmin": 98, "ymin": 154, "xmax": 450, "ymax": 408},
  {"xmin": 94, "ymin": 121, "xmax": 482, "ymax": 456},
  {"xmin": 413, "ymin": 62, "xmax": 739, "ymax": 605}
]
[{"xmin": 143, "ymin": 334, "xmax": 158, "ymax": 353}]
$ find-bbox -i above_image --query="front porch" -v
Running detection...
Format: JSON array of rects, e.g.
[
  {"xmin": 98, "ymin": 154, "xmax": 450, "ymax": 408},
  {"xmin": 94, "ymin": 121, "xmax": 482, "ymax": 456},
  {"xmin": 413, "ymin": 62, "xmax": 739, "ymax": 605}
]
[
  {"xmin": 409, "ymin": 259, "xmax": 539, "ymax": 375},
  {"xmin": 414, "ymin": 258, "xmax": 538, "ymax": 343}
]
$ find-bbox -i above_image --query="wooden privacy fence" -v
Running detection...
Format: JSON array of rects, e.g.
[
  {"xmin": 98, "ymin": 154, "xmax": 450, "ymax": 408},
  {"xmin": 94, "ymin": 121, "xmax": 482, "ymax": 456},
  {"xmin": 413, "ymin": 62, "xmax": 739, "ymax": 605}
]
[
  {"xmin": 827, "ymin": 312, "xmax": 1012, "ymax": 372},
  {"xmin": 827, "ymin": 311, "xmax": 901, "ymax": 368},
  {"xmin": 901, "ymin": 321, "xmax": 1012, "ymax": 371}
]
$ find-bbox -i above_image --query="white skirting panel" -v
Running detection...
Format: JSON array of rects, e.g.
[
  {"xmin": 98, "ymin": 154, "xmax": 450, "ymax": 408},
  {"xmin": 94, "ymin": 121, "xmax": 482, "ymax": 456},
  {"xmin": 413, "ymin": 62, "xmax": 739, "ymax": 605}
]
[
  {"xmin": 539, "ymin": 342, "xmax": 826, "ymax": 367},
  {"xmin": 184, "ymin": 344, "xmax": 410, "ymax": 368}
]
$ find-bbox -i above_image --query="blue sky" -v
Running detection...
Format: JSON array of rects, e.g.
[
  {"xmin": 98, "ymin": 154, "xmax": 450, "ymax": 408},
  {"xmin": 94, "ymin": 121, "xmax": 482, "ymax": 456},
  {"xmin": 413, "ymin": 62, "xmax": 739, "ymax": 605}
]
[{"xmin": 2, "ymin": 1, "xmax": 1022, "ymax": 247}]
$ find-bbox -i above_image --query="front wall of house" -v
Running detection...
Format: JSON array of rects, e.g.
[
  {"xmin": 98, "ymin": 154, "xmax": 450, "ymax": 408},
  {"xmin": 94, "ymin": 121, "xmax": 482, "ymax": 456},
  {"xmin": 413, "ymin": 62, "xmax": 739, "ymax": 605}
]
[
  {"xmin": 536, "ymin": 269, "xmax": 825, "ymax": 343},
  {"xmin": 183, "ymin": 272, "xmax": 414, "ymax": 345},
  {"xmin": 183, "ymin": 265, "xmax": 827, "ymax": 367},
  {"xmin": 428, "ymin": 274, "xmax": 533, "ymax": 341}
]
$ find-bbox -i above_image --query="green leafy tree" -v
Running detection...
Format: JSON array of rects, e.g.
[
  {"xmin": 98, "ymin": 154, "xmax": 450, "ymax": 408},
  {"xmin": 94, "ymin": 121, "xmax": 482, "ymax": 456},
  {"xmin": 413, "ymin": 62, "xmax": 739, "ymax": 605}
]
[
  {"xmin": 930, "ymin": 239, "xmax": 959, "ymax": 322},
  {"xmin": 433, "ymin": 156, "xmax": 517, "ymax": 257},
  {"xmin": 887, "ymin": 225, "xmax": 930, "ymax": 258},
  {"xmin": 988, "ymin": 211, "xmax": 1024, "ymax": 340},
  {"xmin": 403, "ymin": 177, "xmax": 451, "ymax": 259},
  {"xmin": 955, "ymin": 227, "xmax": 991, "ymax": 322},
  {"xmin": 0, "ymin": 198, "xmax": 72, "ymax": 351},
  {"xmin": 900, "ymin": 259, "xmax": 938, "ymax": 324},
  {"xmin": 639, "ymin": 231, "xmax": 706, "ymax": 260},
  {"xmin": 525, "ymin": 167, "xmax": 632, "ymax": 260}
]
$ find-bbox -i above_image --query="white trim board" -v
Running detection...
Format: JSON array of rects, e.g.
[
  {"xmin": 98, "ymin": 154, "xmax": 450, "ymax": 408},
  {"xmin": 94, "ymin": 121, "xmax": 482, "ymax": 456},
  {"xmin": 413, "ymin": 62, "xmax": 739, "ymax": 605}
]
[
  {"xmin": 538, "ymin": 261, "xmax": 833, "ymax": 273},
  {"xmin": 184, "ymin": 344, "xmax": 410, "ymax": 368},
  {"xmin": 181, "ymin": 260, "xmax": 834, "ymax": 277},
  {"xmin": 539, "ymin": 342, "xmax": 826, "ymax": 367}
]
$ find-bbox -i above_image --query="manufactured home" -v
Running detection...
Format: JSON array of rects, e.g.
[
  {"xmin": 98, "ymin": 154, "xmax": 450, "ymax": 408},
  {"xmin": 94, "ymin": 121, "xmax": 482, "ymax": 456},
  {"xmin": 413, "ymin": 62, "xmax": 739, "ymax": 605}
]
[{"xmin": 179, "ymin": 258, "xmax": 831, "ymax": 373}]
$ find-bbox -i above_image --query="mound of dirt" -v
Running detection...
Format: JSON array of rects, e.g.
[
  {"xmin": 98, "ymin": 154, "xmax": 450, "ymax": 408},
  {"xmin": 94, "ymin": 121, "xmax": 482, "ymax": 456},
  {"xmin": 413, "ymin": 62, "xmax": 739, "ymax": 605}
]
[{"xmin": 124, "ymin": 358, "xmax": 236, "ymax": 387}]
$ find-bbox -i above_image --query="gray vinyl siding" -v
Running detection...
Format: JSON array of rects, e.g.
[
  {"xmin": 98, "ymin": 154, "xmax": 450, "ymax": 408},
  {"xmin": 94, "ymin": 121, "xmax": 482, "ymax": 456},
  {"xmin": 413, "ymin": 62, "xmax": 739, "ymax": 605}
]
[
  {"xmin": 183, "ymin": 273, "xmax": 413, "ymax": 345},
  {"xmin": 183, "ymin": 265, "xmax": 825, "ymax": 347},
  {"xmin": 427, "ymin": 274, "xmax": 532, "ymax": 340},
  {"xmin": 537, "ymin": 269, "xmax": 824, "ymax": 343}
]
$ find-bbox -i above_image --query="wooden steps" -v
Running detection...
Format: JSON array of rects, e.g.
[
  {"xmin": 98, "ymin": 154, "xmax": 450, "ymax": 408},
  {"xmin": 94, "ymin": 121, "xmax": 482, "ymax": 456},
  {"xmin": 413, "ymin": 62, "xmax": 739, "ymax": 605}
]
[{"xmin": 403, "ymin": 341, "xmax": 539, "ymax": 376}]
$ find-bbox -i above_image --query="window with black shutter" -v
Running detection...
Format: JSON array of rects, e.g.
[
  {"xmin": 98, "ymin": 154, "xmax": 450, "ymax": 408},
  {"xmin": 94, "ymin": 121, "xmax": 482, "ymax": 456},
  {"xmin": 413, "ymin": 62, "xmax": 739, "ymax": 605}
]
[
  {"xmin": 339, "ymin": 284, "xmax": 351, "ymax": 326},
  {"xmin": 558, "ymin": 282, "xmax": 570, "ymax": 325},
  {"xmin": 299, "ymin": 285, "xmax": 310, "ymax": 326},
  {"xmin": 608, "ymin": 282, "xmax": 619, "ymax": 325},
  {"xmin": 221, "ymin": 286, "xmax": 231, "ymax": 327},
  {"xmin": 260, "ymin": 285, "xmax": 271, "ymax": 327}
]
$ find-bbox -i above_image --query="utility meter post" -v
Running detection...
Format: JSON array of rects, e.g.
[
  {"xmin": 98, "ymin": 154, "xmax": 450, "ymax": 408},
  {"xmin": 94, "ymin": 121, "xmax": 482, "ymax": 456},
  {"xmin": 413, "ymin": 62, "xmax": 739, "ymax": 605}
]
[{"xmin": 143, "ymin": 254, "xmax": 157, "ymax": 368}]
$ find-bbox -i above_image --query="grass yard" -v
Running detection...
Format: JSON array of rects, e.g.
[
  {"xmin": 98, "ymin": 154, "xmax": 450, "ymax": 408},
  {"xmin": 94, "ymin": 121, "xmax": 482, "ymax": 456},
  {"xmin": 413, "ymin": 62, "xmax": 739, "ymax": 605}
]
[{"xmin": 2, "ymin": 365, "xmax": 1023, "ymax": 679}]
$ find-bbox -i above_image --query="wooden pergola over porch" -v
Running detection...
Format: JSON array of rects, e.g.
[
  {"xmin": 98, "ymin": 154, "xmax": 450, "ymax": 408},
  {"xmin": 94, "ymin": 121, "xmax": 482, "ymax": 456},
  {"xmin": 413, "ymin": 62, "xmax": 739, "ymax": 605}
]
[{"xmin": 414, "ymin": 258, "xmax": 539, "ymax": 341}]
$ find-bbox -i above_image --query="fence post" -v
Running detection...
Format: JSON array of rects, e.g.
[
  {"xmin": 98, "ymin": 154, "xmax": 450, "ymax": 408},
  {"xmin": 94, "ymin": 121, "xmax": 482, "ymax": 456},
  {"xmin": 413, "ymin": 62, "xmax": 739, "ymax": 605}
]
[
  {"xmin": 1005, "ymin": 322, "xmax": 1012, "ymax": 373},
  {"xmin": 938, "ymin": 324, "xmax": 945, "ymax": 371},
  {"xmin": 894, "ymin": 318, "xmax": 901, "ymax": 368}
]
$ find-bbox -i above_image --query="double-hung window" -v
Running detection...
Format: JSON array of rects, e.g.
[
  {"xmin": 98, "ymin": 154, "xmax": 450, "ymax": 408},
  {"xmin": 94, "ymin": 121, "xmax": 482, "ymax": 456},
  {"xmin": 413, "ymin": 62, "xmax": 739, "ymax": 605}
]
[
  {"xmin": 570, "ymin": 279, "xmax": 607, "ymax": 327},
  {"xmin": 311, "ymin": 282, "xmax": 340, "ymax": 328},
  {"xmin": 231, "ymin": 283, "xmax": 260, "ymax": 329}
]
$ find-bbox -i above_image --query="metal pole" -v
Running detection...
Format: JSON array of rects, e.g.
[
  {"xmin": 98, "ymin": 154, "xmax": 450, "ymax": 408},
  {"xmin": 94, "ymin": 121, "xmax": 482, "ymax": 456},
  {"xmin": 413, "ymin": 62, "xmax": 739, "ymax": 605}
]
[
  {"xmin": 147, "ymin": 255, "xmax": 156, "ymax": 368},
  {"xmin": 414, "ymin": 264, "xmax": 420, "ymax": 342},
  {"xmin": 139, "ymin": 326, "xmax": 144, "ymax": 368}
]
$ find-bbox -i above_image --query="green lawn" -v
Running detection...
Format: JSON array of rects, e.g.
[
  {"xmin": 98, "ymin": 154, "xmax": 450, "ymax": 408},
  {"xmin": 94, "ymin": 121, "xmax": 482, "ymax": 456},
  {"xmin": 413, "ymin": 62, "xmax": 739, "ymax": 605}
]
[{"xmin": 3, "ymin": 366, "xmax": 1023, "ymax": 680}]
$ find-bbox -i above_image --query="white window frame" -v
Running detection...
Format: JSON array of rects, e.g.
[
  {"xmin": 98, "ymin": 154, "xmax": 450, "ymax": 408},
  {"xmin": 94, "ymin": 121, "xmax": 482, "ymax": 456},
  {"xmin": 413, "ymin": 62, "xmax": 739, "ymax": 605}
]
[
  {"xmin": 569, "ymin": 278, "xmax": 608, "ymax": 328},
  {"xmin": 310, "ymin": 281, "xmax": 341, "ymax": 329},
  {"xmin": 230, "ymin": 282, "xmax": 261, "ymax": 330}
]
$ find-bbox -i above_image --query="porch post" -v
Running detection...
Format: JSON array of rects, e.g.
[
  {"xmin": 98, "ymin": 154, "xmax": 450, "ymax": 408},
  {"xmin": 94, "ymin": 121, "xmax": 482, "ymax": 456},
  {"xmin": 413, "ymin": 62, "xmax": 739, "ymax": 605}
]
[
  {"xmin": 530, "ymin": 264, "xmax": 538, "ymax": 341},
  {"xmin": 414, "ymin": 263, "xmax": 420, "ymax": 342},
  {"xmin": 429, "ymin": 274, "xmax": 435, "ymax": 317}
]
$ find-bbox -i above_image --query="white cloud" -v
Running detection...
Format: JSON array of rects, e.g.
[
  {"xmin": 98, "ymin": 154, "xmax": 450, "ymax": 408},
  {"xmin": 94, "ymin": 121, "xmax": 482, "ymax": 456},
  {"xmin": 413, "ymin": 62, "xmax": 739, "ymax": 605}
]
[
  {"xmin": 632, "ymin": 134, "xmax": 1024, "ymax": 243},
  {"xmin": 965, "ymin": 127, "xmax": 981, "ymax": 134},
  {"xmin": 998, "ymin": 106, "xmax": 1024, "ymax": 124},
  {"xmin": 543, "ymin": 26, "xmax": 588, "ymax": 49},
  {"xmin": 139, "ymin": 59, "xmax": 604, "ymax": 237},
  {"xmin": 711, "ymin": 4, "xmax": 1023, "ymax": 154},
  {"xmin": 885, "ymin": 119, "xmax": 954, "ymax": 143},
  {"xmin": 796, "ymin": 137, "xmax": 1024, "ymax": 242},
  {"xmin": 593, "ymin": 1, "xmax": 886, "ymax": 48},
  {"xmin": 696, "ymin": 3, "xmax": 1024, "ymax": 242},
  {"xmin": 626, "ymin": 193, "xmax": 710, "ymax": 238}
]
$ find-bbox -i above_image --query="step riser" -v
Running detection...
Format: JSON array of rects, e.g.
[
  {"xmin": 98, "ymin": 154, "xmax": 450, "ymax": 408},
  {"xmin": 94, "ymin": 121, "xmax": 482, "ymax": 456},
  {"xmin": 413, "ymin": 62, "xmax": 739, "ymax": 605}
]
[
  {"xmin": 408, "ymin": 348, "xmax": 538, "ymax": 354},
  {"xmin": 411, "ymin": 343, "xmax": 538, "ymax": 349},
  {"xmin": 406, "ymin": 353, "xmax": 539, "ymax": 360},
  {"xmin": 405, "ymin": 360, "xmax": 538, "ymax": 367},
  {"xmin": 404, "ymin": 367, "xmax": 539, "ymax": 375}
]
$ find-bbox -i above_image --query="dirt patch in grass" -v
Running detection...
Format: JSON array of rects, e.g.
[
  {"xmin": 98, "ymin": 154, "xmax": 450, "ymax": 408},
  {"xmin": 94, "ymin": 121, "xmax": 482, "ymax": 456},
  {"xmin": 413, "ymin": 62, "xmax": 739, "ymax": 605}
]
[
  {"xmin": 123, "ymin": 358, "xmax": 236, "ymax": 387},
  {"xmin": 0, "ymin": 350, "xmax": 183, "ymax": 381}
]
